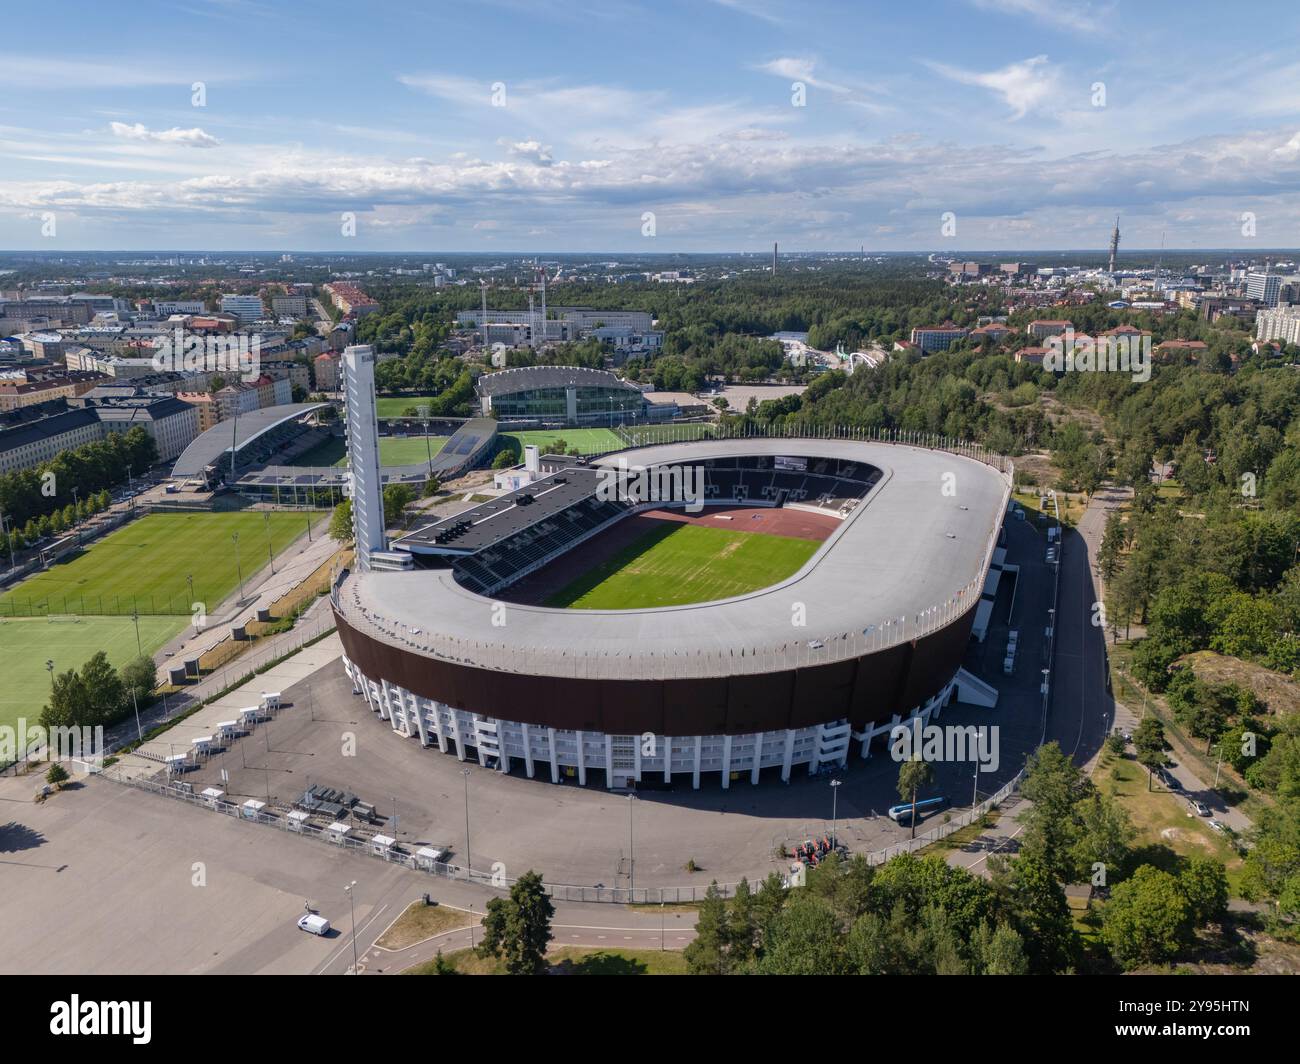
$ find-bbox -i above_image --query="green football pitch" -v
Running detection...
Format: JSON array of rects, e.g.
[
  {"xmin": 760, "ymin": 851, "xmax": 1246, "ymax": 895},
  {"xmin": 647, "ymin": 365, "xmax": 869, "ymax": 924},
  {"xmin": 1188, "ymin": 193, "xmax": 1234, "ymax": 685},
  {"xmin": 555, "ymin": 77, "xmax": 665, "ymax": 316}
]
[
  {"xmin": 375, "ymin": 395, "xmax": 439, "ymax": 418},
  {"xmin": 503, "ymin": 428, "xmax": 624, "ymax": 455},
  {"xmin": 0, "ymin": 615, "xmax": 186, "ymax": 731},
  {"xmin": 0, "ymin": 511, "xmax": 315, "ymax": 618},
  {"xmin": 546, "ymin": 522, "xmax": 819, "ymax": 609},
  {"xmin": 292, "ymin": 435, "xmax": 448, "ymax": 467}
]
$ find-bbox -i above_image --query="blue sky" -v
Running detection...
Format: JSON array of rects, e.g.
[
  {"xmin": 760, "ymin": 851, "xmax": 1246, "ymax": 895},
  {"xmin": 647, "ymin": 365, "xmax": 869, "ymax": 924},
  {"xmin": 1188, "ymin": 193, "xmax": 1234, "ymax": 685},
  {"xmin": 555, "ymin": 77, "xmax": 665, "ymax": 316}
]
[{"xmin": 2, "ymin": 0, "xmax": 1299, "ymax": 252}]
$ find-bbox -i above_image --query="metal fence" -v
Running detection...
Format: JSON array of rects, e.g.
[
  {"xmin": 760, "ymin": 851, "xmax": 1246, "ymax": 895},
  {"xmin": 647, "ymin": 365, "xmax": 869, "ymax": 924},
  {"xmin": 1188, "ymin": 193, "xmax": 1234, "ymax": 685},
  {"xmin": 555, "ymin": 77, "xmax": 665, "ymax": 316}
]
[{"xmin": 101, "ymin": 752, "xmax": 1024, "ymax": 905}]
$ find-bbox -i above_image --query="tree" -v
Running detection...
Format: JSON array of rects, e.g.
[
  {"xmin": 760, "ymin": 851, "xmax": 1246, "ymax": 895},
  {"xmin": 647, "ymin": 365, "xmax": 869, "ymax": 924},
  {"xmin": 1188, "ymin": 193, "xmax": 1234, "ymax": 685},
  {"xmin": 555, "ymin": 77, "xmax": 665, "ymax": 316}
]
[
  {"xmin": 476, "ymin": 869, "xmax": 554, "ymax": 975},
  {"xmin": 45, "ymin": 763, "xmax": 69, "ymax": 788},
  {"xmin": 328, "ymin": 499, "xmax": 353, "ymax": 543},
  {"xmin": 758, "ymin": 893, "xmax": 846, "ymax": 975},
  {"xmin": 382, "ymin": 484, "xmax": 414, "ymax": 526},
  {"xmin": 683, "ymin": 882, "xmax": 732, "ymax": 974},
  {"xmin": 971, "ymin": 921, "xmax": 1030, "ymax": 975},
  {"xmin": 999, "ymin": 852, "xmax": 1076, "ymax": 974},
  {"xmin": 1102, "ymin": 865, "xmax": 1191, "ymax": 970},
  {"xmin": 120, "ymin": 656, "xmax": 156, "ymax": 705},
  {"xmin": 1133, "ymin": 717, "xmax": 1171, "ymax": 791},
  {"xmin": 897, "ymin": 757, "xmax": 935, "ymax": 839},
  {"xmin": 1178, "ymin": 858, "xmax": 1228, "ymax": 927}
]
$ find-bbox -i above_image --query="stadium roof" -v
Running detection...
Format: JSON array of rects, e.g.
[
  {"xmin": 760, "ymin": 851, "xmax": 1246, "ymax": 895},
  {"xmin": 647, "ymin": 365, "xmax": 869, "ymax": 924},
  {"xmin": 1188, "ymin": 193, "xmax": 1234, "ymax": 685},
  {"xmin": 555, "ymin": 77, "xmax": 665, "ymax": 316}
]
[
  {"xmin": 475, "ymin": 365, "xmax": 638, "ymax": 398},
  {"xmin": 171, "ymin": 401, "xmax": 327, "ymax": 477},
  {"xmin": 335, "ymin": 439, "xmax": 1012, "ymax": 681},
  {"xmin": 397, "ymin": 466, "xmax": 604, "ymax": 554}
]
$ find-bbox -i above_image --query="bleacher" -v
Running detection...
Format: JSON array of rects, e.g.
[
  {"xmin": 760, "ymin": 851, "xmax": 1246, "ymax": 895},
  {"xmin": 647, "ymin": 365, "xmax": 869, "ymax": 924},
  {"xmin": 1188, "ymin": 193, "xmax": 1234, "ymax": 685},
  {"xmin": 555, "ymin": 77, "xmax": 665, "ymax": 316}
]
[
  {"xmin": 453, "ymin": 494, "xmax": 633, "ymax": 594},
  {"xmin": 450, "ymin": 455, "xmax": 881, "ymax": 596}
]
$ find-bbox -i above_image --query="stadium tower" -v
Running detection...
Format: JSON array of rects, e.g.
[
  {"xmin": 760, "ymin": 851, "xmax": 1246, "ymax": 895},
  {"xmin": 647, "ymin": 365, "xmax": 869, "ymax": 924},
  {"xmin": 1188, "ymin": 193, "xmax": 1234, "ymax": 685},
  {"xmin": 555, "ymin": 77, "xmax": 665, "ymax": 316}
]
[
  {"xmin": 1108, "ymin": 216, "xmax": 1120, "ymax": 273},
  {"xmin": 342, "ymin": 344, "xmax": 385, "ymax": 572}
]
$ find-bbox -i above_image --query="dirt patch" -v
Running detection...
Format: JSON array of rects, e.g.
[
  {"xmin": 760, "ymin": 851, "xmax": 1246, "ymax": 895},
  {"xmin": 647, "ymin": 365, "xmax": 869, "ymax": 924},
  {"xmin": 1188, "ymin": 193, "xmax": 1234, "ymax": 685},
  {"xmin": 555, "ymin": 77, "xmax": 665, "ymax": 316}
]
[
  {"xmin": 1182, "ymin": 650, "xmax": 1300, "ymax": 718},
  {"xmin": 499, "ymin": 505, "xmax": 840, "ymax": 606}
]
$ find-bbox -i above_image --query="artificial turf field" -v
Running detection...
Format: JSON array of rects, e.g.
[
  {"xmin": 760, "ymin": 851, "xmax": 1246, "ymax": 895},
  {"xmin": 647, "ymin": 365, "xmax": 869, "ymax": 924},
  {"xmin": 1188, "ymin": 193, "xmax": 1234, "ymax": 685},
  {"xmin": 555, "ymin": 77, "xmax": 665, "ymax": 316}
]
[
  {"xmin": 546, "ymin": 522, "xmax": 819, "ymax": 609},
  {"xmin": 0, "ymin": 615, "xmax": 185, "ymax": 730},
  {"xmin": 293, "ymin": 435, "xmax": 449, "ymax": 467},
  {"xmin": 0, "ymin": 511, "xmax": 315, "ymax": 618}
]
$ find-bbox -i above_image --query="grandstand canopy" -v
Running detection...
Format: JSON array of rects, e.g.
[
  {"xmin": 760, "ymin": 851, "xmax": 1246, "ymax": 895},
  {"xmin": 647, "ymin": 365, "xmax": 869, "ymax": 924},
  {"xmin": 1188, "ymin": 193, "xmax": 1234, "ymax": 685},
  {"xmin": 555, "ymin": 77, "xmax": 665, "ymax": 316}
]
[{"xmin": 171, "ymin": 401, "xmax": 327, "ymax": 478}]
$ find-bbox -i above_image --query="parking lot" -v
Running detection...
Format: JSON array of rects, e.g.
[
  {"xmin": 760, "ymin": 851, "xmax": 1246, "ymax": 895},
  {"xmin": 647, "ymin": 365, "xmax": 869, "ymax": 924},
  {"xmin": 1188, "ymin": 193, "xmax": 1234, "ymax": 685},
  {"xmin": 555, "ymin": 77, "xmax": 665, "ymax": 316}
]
[{"xmin": 137, "ymin": 512, "xmax": 1055, "ymax": 892}]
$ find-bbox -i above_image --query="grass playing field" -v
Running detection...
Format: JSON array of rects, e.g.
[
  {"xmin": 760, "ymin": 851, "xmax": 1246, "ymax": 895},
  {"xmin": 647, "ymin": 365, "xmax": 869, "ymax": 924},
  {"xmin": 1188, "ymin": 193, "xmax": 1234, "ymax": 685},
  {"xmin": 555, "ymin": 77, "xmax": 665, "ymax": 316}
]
[
  {"xmin": 292, "ymin": 435, "xmax": 448, "ymax": 468},
  {"xmin": 375, "ymin": 395, "xmax": 440, "ymax": 418},
  {"xmin": 0, "ymin": 511, "xmax": 315, "ymax": 618},
  {"xmin": 503, "ymin": 428, "xmax": 624, "ymax": 455},
  {"xmin": 0, "ymin": 615, "xmax": 186, "ymax": 731},
  {"xmin": 546, "ymin": 522, "xmax": 819, "ymax": 609}
]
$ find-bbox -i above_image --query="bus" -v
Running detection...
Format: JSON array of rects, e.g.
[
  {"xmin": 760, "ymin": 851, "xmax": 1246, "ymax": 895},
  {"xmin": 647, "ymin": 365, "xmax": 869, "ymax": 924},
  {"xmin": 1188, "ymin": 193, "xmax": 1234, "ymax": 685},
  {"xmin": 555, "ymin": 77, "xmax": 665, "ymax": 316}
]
[{"xmin": 887, "ymin": 796, "xmax": 948, "ymax": 824}]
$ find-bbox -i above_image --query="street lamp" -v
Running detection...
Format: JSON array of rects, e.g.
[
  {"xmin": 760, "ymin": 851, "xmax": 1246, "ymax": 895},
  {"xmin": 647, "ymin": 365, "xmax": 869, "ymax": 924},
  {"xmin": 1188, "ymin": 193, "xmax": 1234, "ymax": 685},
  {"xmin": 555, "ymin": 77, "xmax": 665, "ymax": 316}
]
[
  {"xmin": 263, "ymin": 511, "xmax": 275, "ymax": 574},
  {"xmin": 232, "ymin": 532, "xmax": 245, "ymax": 600},
  {"xmin": 45, "ymin": 659, "xmax": 54, "ymax": 692},
  {"xmin": 463, "ymin": 768, "xmax": 472, "ymax": 880},
  {"xmin": 829, "ymin": 778, "xmax": 842, "ymax": 841},
  {"xmin": 627, "ymin": 793, "xmax": 636, "ymax": 893},
  {"xmin": 344, "ymin": 881, "xmax": 359, "ymax": 974}
]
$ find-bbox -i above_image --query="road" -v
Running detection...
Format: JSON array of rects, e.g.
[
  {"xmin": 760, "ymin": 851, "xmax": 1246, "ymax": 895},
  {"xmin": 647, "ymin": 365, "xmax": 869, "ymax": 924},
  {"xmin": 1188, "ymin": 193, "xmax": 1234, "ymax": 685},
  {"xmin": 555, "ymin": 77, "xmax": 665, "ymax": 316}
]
[{"xmin": 316, "ymin": 887, "xmax": 697, "ymax": 974}]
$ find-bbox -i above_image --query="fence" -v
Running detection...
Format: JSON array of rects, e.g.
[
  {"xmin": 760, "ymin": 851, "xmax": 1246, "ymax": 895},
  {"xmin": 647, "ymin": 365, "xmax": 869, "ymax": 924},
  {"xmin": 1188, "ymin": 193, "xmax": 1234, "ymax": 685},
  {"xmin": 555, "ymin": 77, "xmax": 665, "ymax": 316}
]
[{"xmin": 101, "ymin": 746, "xmax": 1024, "ymax": 905}]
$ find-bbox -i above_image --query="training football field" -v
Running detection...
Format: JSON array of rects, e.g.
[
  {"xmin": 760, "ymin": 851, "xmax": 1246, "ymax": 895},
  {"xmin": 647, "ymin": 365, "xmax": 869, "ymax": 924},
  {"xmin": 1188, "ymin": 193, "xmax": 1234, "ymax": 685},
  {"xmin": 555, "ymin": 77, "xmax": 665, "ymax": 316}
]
[
  {"xmin": 0, "ymin": 511, "xmax": 315, "ymax": 618},
  {"xmin": 546, "ymin": 522, "xmax": 819, "ymax": 609},
  {"xmin": 503, "ymin": 428, "xmax": 624, "ymax": 455},
  {"xmin": 0, "ymin": 615, "xmax": 186, "ymax": 731}
]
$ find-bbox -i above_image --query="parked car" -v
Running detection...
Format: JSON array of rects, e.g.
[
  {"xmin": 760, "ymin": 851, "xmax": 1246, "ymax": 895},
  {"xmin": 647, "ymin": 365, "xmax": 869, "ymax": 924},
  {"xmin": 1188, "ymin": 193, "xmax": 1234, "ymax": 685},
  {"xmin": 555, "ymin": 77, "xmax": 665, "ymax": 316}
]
[
  {"xmin": 1207, "ymin": 818, "xmax": 1225, "ymax": 833},
  {"xmin": 1189, "ymin": 799, "xmax": 1210, "ymax": 817}
]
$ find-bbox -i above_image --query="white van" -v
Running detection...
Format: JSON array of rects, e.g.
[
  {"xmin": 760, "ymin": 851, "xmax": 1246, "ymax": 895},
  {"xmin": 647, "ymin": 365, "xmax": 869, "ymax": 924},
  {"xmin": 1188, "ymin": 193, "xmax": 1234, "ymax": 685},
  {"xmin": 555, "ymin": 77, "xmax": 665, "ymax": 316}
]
[{"xmin": 297, "ymin": 914, "xmax": 330, "ymax": 936}]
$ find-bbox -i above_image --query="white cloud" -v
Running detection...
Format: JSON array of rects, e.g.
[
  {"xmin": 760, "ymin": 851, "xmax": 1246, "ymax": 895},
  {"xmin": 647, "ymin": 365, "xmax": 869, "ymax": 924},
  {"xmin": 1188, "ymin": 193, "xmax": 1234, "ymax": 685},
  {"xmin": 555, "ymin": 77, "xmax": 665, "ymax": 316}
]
[
  {"xmin": 110, "ymin": 122, "xmax": 222, "ymax": 148},
  {"xmin": 967, "ymin": 0, "xmax": 1110, "ymax": 35},
  {"xmin": 502, "ymin": 139, "xmax": 554, "ymax": 165},
  {"xmin": 926, "ymin": 55, "xmax": 1060, "ymax": 120}
]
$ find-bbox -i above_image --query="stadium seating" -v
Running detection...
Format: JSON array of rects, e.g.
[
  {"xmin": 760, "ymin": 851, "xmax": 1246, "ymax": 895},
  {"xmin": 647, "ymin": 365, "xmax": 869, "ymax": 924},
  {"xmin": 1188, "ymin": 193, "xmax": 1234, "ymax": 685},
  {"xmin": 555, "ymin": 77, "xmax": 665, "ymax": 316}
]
[{"xmin": 452, "ymin": 456, "xmax": 881, "ymax": 595}]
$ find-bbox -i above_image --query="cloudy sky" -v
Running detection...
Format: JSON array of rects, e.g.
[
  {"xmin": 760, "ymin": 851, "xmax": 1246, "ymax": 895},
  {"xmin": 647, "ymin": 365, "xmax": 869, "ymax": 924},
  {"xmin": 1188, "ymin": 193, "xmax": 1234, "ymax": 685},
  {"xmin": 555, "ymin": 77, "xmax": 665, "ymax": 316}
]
[{"xmin": 2, "ymin": 0, "xmax": 1298, "ymax": 252}]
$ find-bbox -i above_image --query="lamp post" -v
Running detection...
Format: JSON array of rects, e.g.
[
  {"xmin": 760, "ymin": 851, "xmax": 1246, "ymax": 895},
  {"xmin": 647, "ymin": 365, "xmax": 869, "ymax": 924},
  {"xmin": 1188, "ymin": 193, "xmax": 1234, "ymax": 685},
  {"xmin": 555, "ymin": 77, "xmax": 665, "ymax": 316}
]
[
  {"xmin": 232, "ymin": 532, "xmax": 245, "ymax": 600},
  {"xmin": 627, "ymin": 793, "xmax": 636, "ymax": 893},
  {"xmin": 45, "ymin": 659, "xmax": 54, "ymax": 692},
  {"xmin": 344, "ymin": 881, "xmax": 358, "ymax": 974},
  {"xmin": 263, "ymin": 511, "xmax": 275, "ymax": 574},
  {"xmin": 463, "ymin": 767, "xmax": 472, "ymax": 879},
  {"xmin": 829, "ymin": 778, "xmax": 842, "ymax": 841}
]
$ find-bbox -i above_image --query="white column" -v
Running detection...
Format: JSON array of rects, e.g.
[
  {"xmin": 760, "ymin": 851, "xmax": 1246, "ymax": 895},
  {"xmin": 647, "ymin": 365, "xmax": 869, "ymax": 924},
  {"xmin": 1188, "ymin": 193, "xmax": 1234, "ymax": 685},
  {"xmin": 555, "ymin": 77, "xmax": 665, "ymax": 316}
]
[
  {"xmin": 721, "ymin": 734, "xmax": 733, "ymax": 790},
  {"xmin": 547, "ymin": 727, "xmax": 559, "ymax": 784},
  {"xmin": 751, "ymin": 731, "xmax": 764, "ymax": 785},
  {"xmin": 808, "ymin": 723, "xmax": 823, "ymax": 776},
  {"xmin": 634, "ymin": 735, "xmax": 643, "ymax": 783},
  {"xmin": 430, "ymin": 701, "xmax": 448, "ymax": 753},
  {"xmin": 604, "ymin": 734, "xmax": 614, "ymax": 787},
  {"xmin": 576, "ymin": 730, "xmax": 587, "ymax": 786},
  {"xmin": 692, "ymin": 735, "xmax": 702, "ymax": 790},
  {"xmin": 412, "ymin": 695, "xmax": 429, "ymax": 747},
  {"xmin": 781, "ymin": 729, "xmax": 795, "ymax": 782},
  {"xmin": 453, "ymin": 711, "xmax": 466, "ymax": 762},
  {"xmin": 663, "ymin": 736, "xmax": 672, "ymax": 785},
  {"xmin": 521, "ymin": 723, "xmax": 534, "ymax": 778}
]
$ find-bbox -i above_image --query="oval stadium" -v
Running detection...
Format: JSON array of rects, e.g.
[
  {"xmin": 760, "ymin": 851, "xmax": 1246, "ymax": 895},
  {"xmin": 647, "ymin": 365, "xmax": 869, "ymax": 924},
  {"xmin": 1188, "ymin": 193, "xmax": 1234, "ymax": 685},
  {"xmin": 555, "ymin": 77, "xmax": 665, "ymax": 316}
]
[{"xmin": 331, "ymin": 355, "xmax": 1013, "ymax": 791}]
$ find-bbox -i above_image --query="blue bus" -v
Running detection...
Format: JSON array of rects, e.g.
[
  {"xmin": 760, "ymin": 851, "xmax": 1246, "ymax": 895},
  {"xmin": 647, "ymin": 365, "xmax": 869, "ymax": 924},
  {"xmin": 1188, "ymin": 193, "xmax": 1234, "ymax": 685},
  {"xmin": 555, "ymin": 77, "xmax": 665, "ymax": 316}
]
[{"xmin": 887, "ymin": 796, "xmax": 948, "ymax": 824}]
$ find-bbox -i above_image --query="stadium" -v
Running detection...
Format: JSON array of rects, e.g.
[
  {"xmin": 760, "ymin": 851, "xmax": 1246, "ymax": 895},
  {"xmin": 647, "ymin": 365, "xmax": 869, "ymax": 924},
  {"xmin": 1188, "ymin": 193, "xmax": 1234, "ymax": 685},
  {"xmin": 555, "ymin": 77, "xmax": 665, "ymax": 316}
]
[{"xmin": 331, "ymin": 347, "xmax": 1013, "ymax": 790}]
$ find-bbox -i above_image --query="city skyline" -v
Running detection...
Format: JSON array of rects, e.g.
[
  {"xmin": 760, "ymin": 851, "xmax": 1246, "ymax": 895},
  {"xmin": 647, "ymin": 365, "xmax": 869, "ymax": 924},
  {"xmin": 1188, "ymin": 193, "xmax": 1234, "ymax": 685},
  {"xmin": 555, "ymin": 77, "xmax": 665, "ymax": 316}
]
[{"xmin": 1, "ymin": 0, "xmax": 1299, "ymax": 252}]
